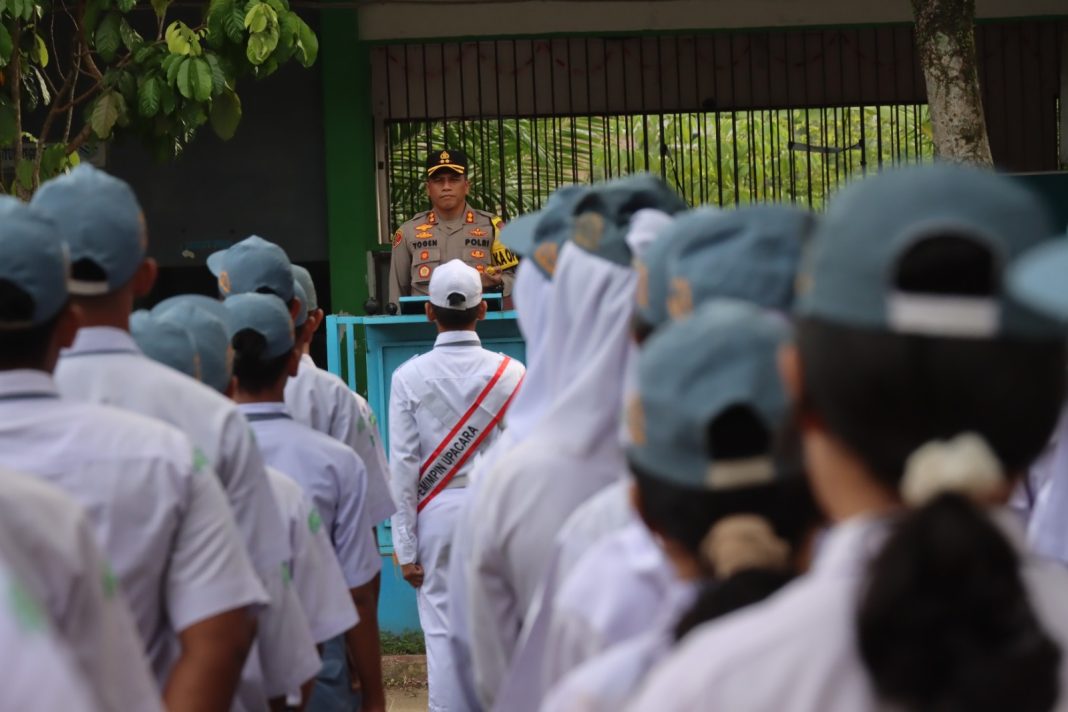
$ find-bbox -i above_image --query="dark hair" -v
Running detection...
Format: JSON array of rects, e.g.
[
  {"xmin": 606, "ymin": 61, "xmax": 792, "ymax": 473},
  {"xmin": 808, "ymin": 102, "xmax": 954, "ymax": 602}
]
[
  {"xmin": 431, "ymin": 302, "xmax": 480, "ymax": 329},
  {"xmin": 0, "ymin": 280, "xmax": 64, "ymax": 369},
  {"xmin": 798, "ymin": 235, "xmax": 1066, "ymax": 712},
  {"xmin": 674, "ymin": 570, "xmax": 794, "ymax": 641},
  {"xmin": 231, "ymin": 329, "xmax": 290, "ymax": 393}
]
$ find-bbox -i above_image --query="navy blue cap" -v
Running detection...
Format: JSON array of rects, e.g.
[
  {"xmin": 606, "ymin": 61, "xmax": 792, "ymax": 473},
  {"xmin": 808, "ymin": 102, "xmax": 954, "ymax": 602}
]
[
  {"xmin": 207, "ymin": 236, "xmax": 294, "ymax": 302},
  {"xmin": 224, "ymin": 293, "xmax": 295, "ymax": 360},
  {"xmin": 130, "ymin": 310, "xmax": 200, "ymax": 380},
  {"xmin": 571, "ymin": 175, "xmax": 687, "ymax": 266},
  {"xmin": 799, "ymin": 164, "xmax": 1059, "ymax": 339},
  {"xmin": 500, "ymin": 185, "xmax": 591, "ymax": 278},
  {"xmin": 152, "ymin": 296, "xmax": 231, "ymax": 393},
  {"xmin": 0, "ymin": 197, "xmax": 70, "ymax": 328},
  {"xmin": 31, "ymin": 165, "xmax": 145, "ymax": 295},
  {"xmin": 627, "ymin": 299, "xmax": 790, "ymax": 490}
]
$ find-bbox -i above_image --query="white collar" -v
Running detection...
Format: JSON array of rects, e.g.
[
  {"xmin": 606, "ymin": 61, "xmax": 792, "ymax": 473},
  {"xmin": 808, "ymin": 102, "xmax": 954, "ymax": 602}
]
[
  {"xmin": 65, "ymin": 326, "xmax": 141, "ymax": 356},
  {"xmin": 434, "ymin": 331, "xmax": 481, "ymax": 348},
  {"xmin": 0, "ymin": 369, "xmax": 60, "ymax": 399},
  {"xmin": 237, "ymin": 401, "xmax": 289, "ymax": 416}
]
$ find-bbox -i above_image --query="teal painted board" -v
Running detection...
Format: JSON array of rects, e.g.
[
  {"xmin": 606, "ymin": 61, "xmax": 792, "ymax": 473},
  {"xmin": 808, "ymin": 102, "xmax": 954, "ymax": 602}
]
[{"xmin": 325, "ymin": 311, "xmax": 526, "ymax": 633}]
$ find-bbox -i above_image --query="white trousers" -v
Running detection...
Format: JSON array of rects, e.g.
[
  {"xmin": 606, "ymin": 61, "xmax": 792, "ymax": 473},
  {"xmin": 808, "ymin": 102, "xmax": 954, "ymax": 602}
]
[{"xmin": 416, "ymin": 487, "xmax": 469, "ymax": 712}]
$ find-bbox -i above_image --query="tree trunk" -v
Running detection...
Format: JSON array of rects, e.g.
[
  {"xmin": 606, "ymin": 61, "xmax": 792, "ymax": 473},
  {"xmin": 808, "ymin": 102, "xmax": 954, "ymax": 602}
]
[{"xmin": 911, "ymin": 0, "xmax": 993, "ymax": 166}]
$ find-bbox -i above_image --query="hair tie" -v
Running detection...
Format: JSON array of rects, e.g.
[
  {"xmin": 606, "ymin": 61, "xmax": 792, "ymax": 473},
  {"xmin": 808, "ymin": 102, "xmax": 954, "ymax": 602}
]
[
  {"xmin": 900, "ymin": 432, "xmax": 1004, "ymax": 507},
  {"xmin": 701, "ymin": 514, "xmax": 790, "ymax": 578}
]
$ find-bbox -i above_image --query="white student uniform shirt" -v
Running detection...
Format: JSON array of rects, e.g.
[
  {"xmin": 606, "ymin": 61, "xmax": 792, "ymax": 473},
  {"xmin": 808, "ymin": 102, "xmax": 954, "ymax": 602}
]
[
  {"xmin": 239, "ymin": 402, "xmax": 382, "ymax": 589},
  {"xmin": 628, "ymin": 511, "xmax": 1068, "ymax": 712},
  {"xmin": 388, "ymin": 330, "xmax": 521, "ymax": 566},
  {"xmin": 0, "ymin": 370, "xmax": 268, "ymax": 686},
  {"xmin": 54, "ymin": 328, "xmax": 317, "ymax": 704},
  {"xmin": 542, "ymin": 520, "xmax": 690, "ymax": 692},
  {"xmin": 266, "ymin": 466, "xmax": 359, "ymax": 642},
  {"xmin": 0, "ymin": 465, "xmax": 162, "ymax": 712},
  {"xmin": 285, "ymin": 353, "xmax": 397, "ymax": 524},
  {"xmin": 0, "ymin": 562, "xmax": 103, "ymax": 712}
]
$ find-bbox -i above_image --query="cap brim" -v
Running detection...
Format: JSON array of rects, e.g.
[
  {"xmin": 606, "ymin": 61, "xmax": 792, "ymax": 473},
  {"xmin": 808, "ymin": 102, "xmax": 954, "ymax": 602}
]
[
  {"xmin": 499, "ymin": 211, "xmax": 542, "ymax": 257},
  {"xmin": 1008, "ymin": 239, "xmax": 1068, "ymax": 322},
  {"xmin": 206, "ymin": 250, "xmax": 226, "ymax": 276},
  {"xmin": 427, "ymin": 165, "xmax": 466, "ymax": 177}
]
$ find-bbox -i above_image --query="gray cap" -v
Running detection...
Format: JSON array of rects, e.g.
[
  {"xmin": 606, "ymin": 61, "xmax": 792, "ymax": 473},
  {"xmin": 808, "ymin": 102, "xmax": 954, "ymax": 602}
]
[
  {"xmin": 292, "ymin": 280, "xmax": 308, "ymax": 328},
  {"xmin": 500, "ymin": 185, "xmax": 591, "ymax": 278},
  {"xmin": 627, "ymin": 299, "xmax": 790, "ymax": 490},
  {"xmin": 130, "ymin": 310, "xmax": 200, "ymax": 380},
  {"xmin": 571, "ymin": 175, "xmax": 687, "ymax": 266},
  {"xmin": 152, "ymin": 296, "xmax": 231, "ymax": 393},
  {"xmin": 207, "ymin": 235, "xmax": 294, "ymax": 302},
  {"xmin": 798, "ymin": 163, "xmax": 1059, "ymax": 339},
  {"xmin": 291, "ymin": 265, "xmax": 318, "ymax": 312},
  {"xmin": 224, "ymin": 293, "xmax": 295, "ymax": 360},
  {"xmin": 1008, "ymin": 237, "xmax": 1068, "ymax": 324},
  {"xmin": 0, "ymin": 197, "xmax": 70, "ymax": 329},
  {"xmin": 31, "ymin": 165, "xmax": 145, "ymax": 296}
]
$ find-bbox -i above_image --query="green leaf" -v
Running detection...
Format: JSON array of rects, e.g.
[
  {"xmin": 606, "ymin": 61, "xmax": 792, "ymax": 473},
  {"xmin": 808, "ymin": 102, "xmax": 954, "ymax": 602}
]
[
  {"xmin": 116, "ymin": 0, "xmax": 136, "ymax": 11},
  {"xmin": 163, "ymin": 53, "xmax": 184, "ymax": 85},
  {"xmin": 159, "ymin": 82, "xmax": 176, "ymax": 114},
  {"xmin": 95, "ymin": 12, "xmax": 122, "ymax": 63},
  {"xmin": 40, "ymin": 144, "xmax": 69, "ymax": 181},
  {"xmin": 138, "ymin": 75, "xmax": 161, "ymax": 117},
  {"xmin": 176, "ymin": 56, "xmax": 194, "ymax": 98},
  {"xmin": 150, "ymin": 0, "xmax": 171, "ymax": 19},
  {"xmin": 294, "ymin": 16, "xmax": 317, "ymax": 67},
  {"xmin": 244, "ymin": 3, "xmax": 267, "ymax": 33},
  {"xmin": 15, "ymin": 158, "xmax": 34, "ymax": 192},
  {"xmin": 133, "ymin": 44, "xmax": 158, "ymax": 63},
  {"xmin": 90, "ymin": 91, "xmax": 125, "ymax": 138},
  {"xmin": 0, "ymin": 24, "xmax": 12, "ymax": 68},
  {"xmin": 203, "ymin": 52, "xmax": 226, "ymax": 95},
  {"xmin": 33, "ymin": 34, "xmax": 48, "ymax": 67},
  {"xmin": 0, "ymin": 100, "xmax": 16, "ymax": 147},
  {"xmin": 165, "ymin": 21, "xmax": 200, "ymax": 56},
  {"xmin": 210, "ymin": 88, "xmax": 241, "ymax": 140},
  {"xmin": 190, "ymin": 57, "xmax": 212, "ymax": 101},
  {"xmin": 119, "ymin": 18, "xmax": 143, "ymax": 51},
  {"xmin": 116, "ymin": 70, "xmax": 137, "ymax": 104},
  {"xmin": 223, "ymin": 0, "xmax": 245, "ymax": 42}
]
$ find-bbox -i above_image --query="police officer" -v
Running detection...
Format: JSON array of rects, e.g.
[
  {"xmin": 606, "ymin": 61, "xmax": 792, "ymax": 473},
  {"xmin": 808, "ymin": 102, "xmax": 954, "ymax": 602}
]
[{"xmin": 388, "ymin": 149, "xmax": 517, "ymax": 305}]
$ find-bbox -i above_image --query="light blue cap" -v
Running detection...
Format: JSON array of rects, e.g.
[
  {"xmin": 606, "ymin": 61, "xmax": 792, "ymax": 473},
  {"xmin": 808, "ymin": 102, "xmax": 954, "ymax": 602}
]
[
  {"xmin": 291, "ymin": 265, "xmax": 318, "ymax": 312},
  {"xmin": 224, "ymin": 293, "xmax": 295, "ymax": 360},
  {"xmin": 627, "ymin": 299, "xmax": 790, "ymax": 490},
  {"xmin": 0, "ymin": 197, "xmax": 70, "ymax": 328},
  {"xmin": 798, "ymin": 164, "xmax": 1059, "ymax": 339},
  {"xmin": 31, "ymin": 165, "xmax": 145, "ymax": 296},
  {"xmin": 640, "ymin": 205, "xmax": 812, "ymax": 328},
  {"xmin": 500, "ymin": 185, "xmax": 590, "ymax": 277},
  {"xmin": 571, "ymin": 175, "xmax": 687, "ymax": 266},
  {"xmin": 130, "ymin": 310, "xmax": 200, "ymax": 380},
  {"xmin": 1008, "ymin": 237, "xmax": 1068, "ymax": 323},
  {"xmin": 207, "ymin": 235, "xmax": 294, "ymax": 302},
  {"xmin": 292, "ymin": 280, "xmax": 308, "ymax": 328},
  {"xmin": 152, "ymin": 296, "xmax": 231, "ymax": 393}
]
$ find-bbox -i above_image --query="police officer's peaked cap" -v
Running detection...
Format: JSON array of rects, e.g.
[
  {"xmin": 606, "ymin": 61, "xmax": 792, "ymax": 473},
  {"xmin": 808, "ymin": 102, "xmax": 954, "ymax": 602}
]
[{"xmin": 426, "ymin": 149, "xmax": 468, "ymax": 177}]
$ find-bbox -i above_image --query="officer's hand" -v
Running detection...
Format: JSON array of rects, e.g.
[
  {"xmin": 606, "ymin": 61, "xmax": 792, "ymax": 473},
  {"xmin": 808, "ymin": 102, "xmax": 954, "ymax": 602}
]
[
  {"xmin": 401, "ymin": 563, "xmax": 424, "ymax": 589},
  {"xmin": 480, "ymin": 272, "xmax": 504, "ymax": 290}
]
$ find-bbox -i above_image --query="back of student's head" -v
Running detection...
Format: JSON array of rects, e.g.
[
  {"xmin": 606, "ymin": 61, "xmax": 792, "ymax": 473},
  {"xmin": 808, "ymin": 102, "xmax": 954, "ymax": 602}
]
[
  {"xmin": 224, "ymin": 293, "xmax": 296, "ymax": 394},
  {"xmin": 796, "ymin": 164, "xmax": 1065, "ymax": 712}
]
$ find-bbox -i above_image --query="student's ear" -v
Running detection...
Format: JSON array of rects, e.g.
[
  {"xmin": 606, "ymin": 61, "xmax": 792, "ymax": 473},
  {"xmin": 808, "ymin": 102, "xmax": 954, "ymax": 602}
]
[
  {"xmin": 224, "ymin": 376, "xmax": 237, "ymax": 400},
  {"xmin": 310, "ymin": 308, "xmax": 325, "ymax": 334},
  {"xmin": 477, "ymin": 300, "xmax": 488, "ymax": 321},
  {"xmin": 286, "ymin": 347, "xmax": 301, "ymax": 377},
  {"xmin": 425, "ymin": 302, "xmax": 436, "ymax": 323},
  {"xmin": 288, "ymin": 298, "xmax": 303, "ymax": 324},
  {"xmin": 131, "ymin": 258, "xmax": 158, "ymax": 299},
  {"xmin": 778, "ymin": 343, "xmax": 803, "ymax": 406}
]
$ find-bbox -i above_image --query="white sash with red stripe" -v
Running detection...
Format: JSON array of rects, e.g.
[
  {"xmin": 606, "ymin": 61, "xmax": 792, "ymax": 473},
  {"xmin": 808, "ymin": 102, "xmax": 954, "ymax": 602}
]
[{"xmin": 417, "ymin": 355, "xmax": 525, "ymax": 512}]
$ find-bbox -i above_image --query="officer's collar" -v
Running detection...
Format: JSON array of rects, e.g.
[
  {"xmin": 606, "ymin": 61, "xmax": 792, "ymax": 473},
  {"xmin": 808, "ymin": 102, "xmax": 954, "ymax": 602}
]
[
  {"xmin": 430, "ymin": 205, "xmax": 475, "ymax": 226},
  {"xmin": 0, "ymin": 369, "xmax": 60, "ymax": 399}
]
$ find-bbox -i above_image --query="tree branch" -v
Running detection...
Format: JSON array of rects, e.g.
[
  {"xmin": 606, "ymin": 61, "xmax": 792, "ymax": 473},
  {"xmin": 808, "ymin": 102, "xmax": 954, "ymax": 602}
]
[{"xmin": 65, "ymin": 123, "xmax": 93, "ymax": 155}]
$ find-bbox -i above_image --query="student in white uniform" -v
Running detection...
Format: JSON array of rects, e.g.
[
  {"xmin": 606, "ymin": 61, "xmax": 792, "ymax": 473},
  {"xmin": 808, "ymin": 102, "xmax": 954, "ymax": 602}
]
[
  {"xmin": 465, "ymin": 176, "xmax": 683, "ymax": 708},
  {"xmin": 0, "ymin": 561, "xmax": 103, "ymax": 712},
  {"xmin": 139, "ymin": 299, "xmax": 362, "ymax": 707},
  {"xmin": 31, "ymin": 166, "xmax": 319, "ymax": 711},
  {"xmin": 0, "ymin": 462, "xmax": 161, "ymax": 712},
  {"xmin": 286, "ymin": 264, "xmax": 396, "ymax": 527},
  {"xmin": 205, "ymin": 238, "xmax": 387, "ymax": 712},
  {"xmin": 388, "ymin": 259, "xmax": 525, "ymax": 712},
  {"xmin": 224, "ymin": 292, "xmax": 385, "ymax": 712},
  {"xmin": 631, "ymin": 164, "xmax": 1068, "ymax": 712},
  {"xmin": 543, "ymin": 300, "xmax": 819, "ymax": 712},
  {"xmin": 0, "ymin": 197, "xmax": 268, "ymax": 711}
]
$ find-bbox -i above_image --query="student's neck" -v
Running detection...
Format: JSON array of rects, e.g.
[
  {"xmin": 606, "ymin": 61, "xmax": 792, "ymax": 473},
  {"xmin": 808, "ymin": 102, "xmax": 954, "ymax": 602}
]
[
  {"xmin": 301, "ymin": 343, "xmax": 311, "ymax": 356},
  {"xmin": 435, "ymin": 202, "xmax": 466, "ymax": 222},
  {"xmin": 73, "ymin": 294, "xmax": 133, "ymax": 331},
  {"xmin": 233, "ymin": 383, "xmax": 287, "ymax": 405},
  {"xmin": 805, "ymin": 428, "xmax": 900, "ymax": 523}
]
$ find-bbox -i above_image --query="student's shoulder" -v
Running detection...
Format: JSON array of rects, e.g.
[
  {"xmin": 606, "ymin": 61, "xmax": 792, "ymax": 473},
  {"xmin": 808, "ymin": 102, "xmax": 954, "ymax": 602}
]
[{"xmin": 60, "ymin": 398, "xmax": 199, "ymax": 463}]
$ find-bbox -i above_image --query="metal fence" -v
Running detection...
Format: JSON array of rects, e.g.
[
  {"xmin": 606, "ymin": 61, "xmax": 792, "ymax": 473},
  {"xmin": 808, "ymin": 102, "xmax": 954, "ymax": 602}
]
[{"xmin": 371, "ymin": 23, "xmax": 1063, "ymax": 237}]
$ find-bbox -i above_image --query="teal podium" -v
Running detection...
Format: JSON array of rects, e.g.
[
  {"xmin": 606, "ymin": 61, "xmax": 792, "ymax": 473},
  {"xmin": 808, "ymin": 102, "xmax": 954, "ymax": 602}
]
[{"xmin": 325, "ymin": 302, "xmax": 526, "ymax": 634}]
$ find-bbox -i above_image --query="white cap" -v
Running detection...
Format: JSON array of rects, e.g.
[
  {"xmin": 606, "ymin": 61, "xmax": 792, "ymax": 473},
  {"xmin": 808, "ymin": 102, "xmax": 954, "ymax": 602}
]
[{"xmin": 429, "ymin": 259, "xmax": 483, "ymax": 309}]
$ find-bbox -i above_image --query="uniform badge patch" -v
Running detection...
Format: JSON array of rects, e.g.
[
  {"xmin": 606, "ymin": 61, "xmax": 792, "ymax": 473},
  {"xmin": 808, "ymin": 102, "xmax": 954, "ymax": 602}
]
[
  {"xmin": 392, "ymin": 231, "xmax": 403, "ymax": 248},
  {"xmin": 475, "ymin": 264, "xmax": 486, "ymax": 273},
  {"xmin": 218, "ymin": 271, "xmax": 232, "ymax": 295},
  {"xmin": 418, "ymin": 265, "xmax": 432, "ymax": 279},
  {"xmin": 470, "ymin": 249, "xmax": 486, "ymax": 259},
  {"xmin": 416, "ymin": 231, "xmax": 433, "ymax": 241},
  {"xmin": 465, "ymin": 211, "xmax": 475, "ymax": 224},
  {"xmin": 417, "ymin": 224, "xmax": 433, "ymax": 231},
  {"xmin": 469, "ymin": 228, "xmax": 486, "ymax": 237},
  {"xmin": 420, "ymin": 250, "xmax": 430, "ymax": 261},
  {"xmin": 428, "ymin": 212, "xmax": 437, "ymax": 225}
]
